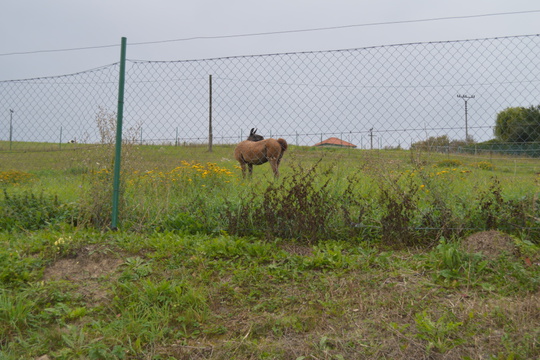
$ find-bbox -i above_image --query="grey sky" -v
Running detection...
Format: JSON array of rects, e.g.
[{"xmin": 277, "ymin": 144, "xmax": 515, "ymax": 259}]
[{"xmin": 1, "ymin": 0, "xmax": 540, "ymax": 81}]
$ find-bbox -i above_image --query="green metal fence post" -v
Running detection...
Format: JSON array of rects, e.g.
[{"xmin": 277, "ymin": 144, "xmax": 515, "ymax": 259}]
[
  {"xmin": 208, "ymin": 74, "xmax": 213, "ymax": 152},
  {"xmin": 111, "ymin": 37, "xmax": 127, "ymax": 230}
]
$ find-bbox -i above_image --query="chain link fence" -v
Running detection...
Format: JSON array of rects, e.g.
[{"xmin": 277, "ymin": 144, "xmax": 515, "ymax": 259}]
[
  {"xmin": 126, "ymin": 35, "xmax": 540, "ymax": 153},
  {"xmin": 1, "ymin": 34, "xmax": 539, "ymax": 165},
  {"xmin": 1, "ymin": 65, "xmax": 120, "ymax": 150}
]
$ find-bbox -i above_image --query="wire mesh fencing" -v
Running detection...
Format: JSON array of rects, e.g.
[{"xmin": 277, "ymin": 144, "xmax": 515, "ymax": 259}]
[
  {"xmin": 2, "ymin": 35, "xmax": 539, "ymax": 164},
  {"xmin": 1, "ymin": 34, "xmax": 539, "ymax": 236},
  {"xmin": 123, "ymin": 35, "xmax": 540, "ymax": 157},
  {"xmin": 0, "ymin": 65, "xmax": 120, "ymax": 151}
]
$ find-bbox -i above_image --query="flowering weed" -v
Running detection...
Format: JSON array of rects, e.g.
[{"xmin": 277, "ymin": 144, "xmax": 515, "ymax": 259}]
[
  {"xmin": 0, "ymin": 170, "xmax": 35, "ymax": 186},
  {"xmin": 136, "ymin": 161, "xmax": 235, "ymax": 189}
]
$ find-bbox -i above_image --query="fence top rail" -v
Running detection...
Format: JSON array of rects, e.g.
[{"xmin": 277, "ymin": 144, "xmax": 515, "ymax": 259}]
[
  {"xmin": 2, "ymin": 33, "xmax": 539, "ymax": 83},
  {"xmin": 126, "ymin": 33, "xmax": 540, "ymax": 65},
  {"xmin": 0, "ymin": 62, "xmax": 120, "ymax": 83}
]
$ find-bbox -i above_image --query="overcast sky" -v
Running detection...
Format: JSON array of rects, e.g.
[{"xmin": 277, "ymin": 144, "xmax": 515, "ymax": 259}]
[{"xmin": 1, "ymin": 0, "xmax": 539, "ymax": 81}]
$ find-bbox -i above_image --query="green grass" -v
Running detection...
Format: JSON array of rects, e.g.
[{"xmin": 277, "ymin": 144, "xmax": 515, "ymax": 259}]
[
  {"xmin": 0, "ymin": 231, "xmax": 538, "ymax": 359},
  {"xmin": 0, "ymin": 144, "xmax": 539, "ymax": 359}
]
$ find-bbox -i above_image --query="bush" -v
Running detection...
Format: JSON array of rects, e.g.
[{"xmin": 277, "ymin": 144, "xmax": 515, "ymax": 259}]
[
  {"xmin": 159, "ymin": 212, "xmax": 206, "ymax": 234},
  {"xmin": 0, "ymin": 190, "xmax": 76, "ymax": 231},
  {"xmin": 378, "ymin": 175, "xmax": 421, "ymax": 247},
  {"xmin": 259, "ymin": 163, "xmax": 333, "ymax": 242},
  {"xmin": 226, "ymin": 162, "xmax": 364, "ymax": 243}
]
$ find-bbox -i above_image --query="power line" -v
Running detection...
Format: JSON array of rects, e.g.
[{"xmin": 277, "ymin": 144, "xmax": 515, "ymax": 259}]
[
  {"xmin": 0, "ymin": 44, "xmax": 119, "ymax": 57},
  {"xmin": 1, "ymin": 9, "xmax": 539, "ymax": 57},
  {"xmin": 129, "ymin": 9, "xmax": 540, "ymax": 46}
]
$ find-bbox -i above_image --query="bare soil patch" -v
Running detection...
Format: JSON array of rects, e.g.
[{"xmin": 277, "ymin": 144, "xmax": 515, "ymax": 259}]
[{"xmin": 43, "ymin": 244, "xmax": 125, "ymax": 303}]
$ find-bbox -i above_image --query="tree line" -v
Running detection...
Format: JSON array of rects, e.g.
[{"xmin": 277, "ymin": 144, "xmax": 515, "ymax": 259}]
[
  {"xmin": 410, "ymin": 105, "xmax": 540, "ymax": 151},
  {"xmin": 495, "ymin": 105, "xmax": 540, "ymax": 143}
]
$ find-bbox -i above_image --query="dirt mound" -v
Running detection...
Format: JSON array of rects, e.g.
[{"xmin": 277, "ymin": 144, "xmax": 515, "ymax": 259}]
[
  {"xmin": 43, "ymin": 244, "xmax": 125, "ymax": 303},
  {"xmin": 461, "ymin": 230, "xmax": 517, "ymax": 259},
  {"xmin": 44, "ymin": 244, "xmax": 124, "ymax": 281}
]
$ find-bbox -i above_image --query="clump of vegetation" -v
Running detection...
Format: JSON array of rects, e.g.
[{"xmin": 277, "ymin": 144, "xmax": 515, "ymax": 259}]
[
  {"xmin": 377, "ymin": 173, "xmax": 421, "ymax": 247},
  {"xmin": 226, "ymin": 163, "xmax": 332, "ymax": 242},
  {"xmin": 472, "ymin": 161, "xmax": 495, "ymax": 171},
  {"xmin": 434, "ymin": 159, "xmax": 464, "ymax": 168},
  {"xmin": 411, "ymin": 135, "xmax": 474, "ymax": 152},
  {"xmin": 226, "ymin": 162, "xmax": 364, "ymax": 243},
  {"xmin": 229, "ymin": 161, "xmax": 507, "ymax": 249},
  {"xmin": 158, "ymin": 212, "xmax": 206, "ymax": 234},
  {"xmin": 0, "ymin": 170, "xmax": 35, "ymax": 185},
  {"xmin": 78, "ymin": 107, "xmax": 141, "ymax": 228},
  {"xmin": 259, "ymin": 163, "xmax": 334, "ymax": 242},
  {"xmin": 134, "ymin": 161, "xmax": 234, "ymax": 188},
  {"xmin": 0, "ymin": 189, "xmax": 76, "ymax": 231},
  {"xmin": 466, "ymin": 177, "xmax": 536, "ymax": 238}
]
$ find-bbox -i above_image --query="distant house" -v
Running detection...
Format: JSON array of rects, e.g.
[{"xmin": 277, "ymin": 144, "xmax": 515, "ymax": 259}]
[{"xmin": 313, "ymin": 137, "xmax": 357, "ymax": 148}]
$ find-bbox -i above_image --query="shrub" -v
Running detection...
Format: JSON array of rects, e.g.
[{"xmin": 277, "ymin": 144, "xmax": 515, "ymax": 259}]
[
  {"xmin": 378, "ymin": 175, "xmax": 421, "ymax": 247},
  {"xmin": 259, "ymin": 163, "xmax": 333, "ymax": 242},
  {"xmin": 418, "ymin": 197, "xmax": 466, "ymax": 244},
  {"xmin": 0, "ymin": 189, "xmax": 76, "ymax": 231},
  {"xmin": 226, "ymin": 162, "xmax": 363, "ymax": 243}
]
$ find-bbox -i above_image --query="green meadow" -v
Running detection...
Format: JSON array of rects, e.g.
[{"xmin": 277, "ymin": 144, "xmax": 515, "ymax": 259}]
[{"xmin": 0, "ymin": 142, "xmax": 539, "ymax": 359}]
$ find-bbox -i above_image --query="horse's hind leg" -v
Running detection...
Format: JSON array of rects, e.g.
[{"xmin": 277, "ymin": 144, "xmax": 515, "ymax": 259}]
[
  {"xmin": 248, "ymin": 164, "xmax": 253, "ymax": 177},
  {"xmin": 239, "ymin": 162, "xmax": 247, "ymax": 178},
  {"xmin": 270, "ymin": 159, "xmax": 280, "ymax": 178}
]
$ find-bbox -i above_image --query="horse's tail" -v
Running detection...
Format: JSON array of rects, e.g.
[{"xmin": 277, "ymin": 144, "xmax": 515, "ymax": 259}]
[{"xmin": 277, "ymin": 138, "xmax": 288, "ymax": 152}]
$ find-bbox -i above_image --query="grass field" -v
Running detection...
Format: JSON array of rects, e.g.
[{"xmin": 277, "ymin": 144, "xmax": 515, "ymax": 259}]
[{"xmin": 0, "ymin": 143, "xmax": 539, "ymax": 359}]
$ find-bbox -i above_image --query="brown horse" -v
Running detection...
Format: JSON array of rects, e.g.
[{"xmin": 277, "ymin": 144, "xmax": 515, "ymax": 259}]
[{"xmin": 234, "ymin": 128, "xmax": 288, "ymax": 178}]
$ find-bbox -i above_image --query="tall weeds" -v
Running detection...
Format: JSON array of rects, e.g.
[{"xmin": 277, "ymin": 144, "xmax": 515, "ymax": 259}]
[
  {"xmin": 3, "ymin": 138, "xmax": 539, "ymax": 244},
  {"xmin": 260, "ymin": 163, "xmax": 333, "ymax": 242},
  {"xmin": 469, "ymin": 177, "xmax": 537, "ymax": 236},
  {"xmin": 0, "ymin": 190, "xmax": 75, "ymax": 231},
  {"xmin": 223, "ymin": 161, "xmax": 540, "ymax": 246},
  {"xmin": 378, "ymin": 173, "xmax": 421, "ymax": 247},
  {"xmin": 78, "ymin": 107, "xmax": 141, "ymax": 228},
  {"xmin": 226, "ymin": 162, "xmax": 366, "ymax": 243}
]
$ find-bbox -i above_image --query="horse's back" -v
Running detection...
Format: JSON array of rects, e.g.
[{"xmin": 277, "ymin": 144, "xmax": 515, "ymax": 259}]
[
  {"xmin": 234, "ymin": 140, "xmax": 268, "ymax": 164},
  {"xmin": 235, "ymin": 138, "xmax": 288, "ymax": 164}
]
